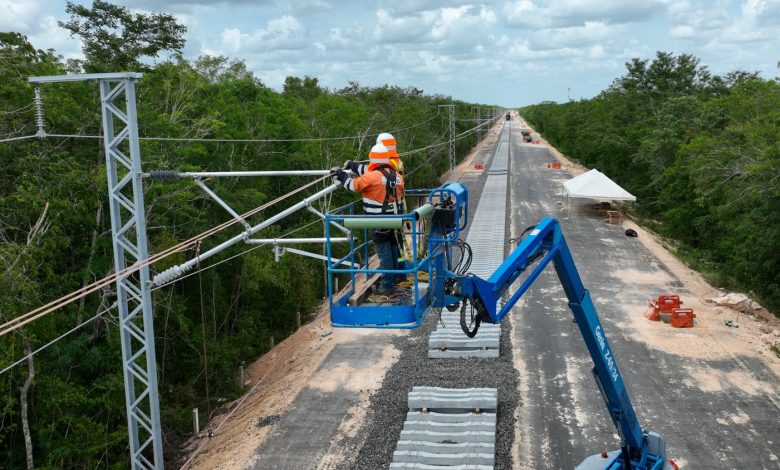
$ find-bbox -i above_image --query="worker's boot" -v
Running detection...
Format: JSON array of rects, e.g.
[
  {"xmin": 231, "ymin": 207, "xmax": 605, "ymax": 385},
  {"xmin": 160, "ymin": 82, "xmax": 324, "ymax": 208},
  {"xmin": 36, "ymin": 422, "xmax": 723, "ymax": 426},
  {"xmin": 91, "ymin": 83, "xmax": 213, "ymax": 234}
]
[{"xmin": 372, "ymin": 284, "xmax": 395, "ymax": 296}]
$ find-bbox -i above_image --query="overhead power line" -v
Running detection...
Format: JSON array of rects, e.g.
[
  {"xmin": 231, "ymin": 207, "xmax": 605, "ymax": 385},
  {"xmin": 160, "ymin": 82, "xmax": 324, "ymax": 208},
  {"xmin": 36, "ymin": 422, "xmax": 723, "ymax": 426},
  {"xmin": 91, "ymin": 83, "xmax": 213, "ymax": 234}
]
[
  {"xmin": 0, "ymin": 303, "xmax": 116, "ymax": 376},
  {"xmin": 20, "ymin": 114, "xmax": 441, "ymax": 144},
  {"xmin": 0, "ymin": 134, "xmax": 37, "ymax": 143},
  {"xmin": 0, "ymin": 176, "xmax": 330, "ymax": 338},
  {"xmin": 0, "ymin": 116, "xmax": 496, "ymax": 337},
  {"xmin": 0, "ymin": 217, "xmax": 323, "ymax": 376}
]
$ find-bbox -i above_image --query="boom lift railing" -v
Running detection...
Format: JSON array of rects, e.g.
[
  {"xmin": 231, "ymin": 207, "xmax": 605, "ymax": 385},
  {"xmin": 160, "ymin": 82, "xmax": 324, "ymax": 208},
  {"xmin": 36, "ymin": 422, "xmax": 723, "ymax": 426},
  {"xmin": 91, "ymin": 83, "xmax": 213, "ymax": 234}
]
[{"xmin": 325, "ymin": 184, "xmax": 468, "ymax": 328}]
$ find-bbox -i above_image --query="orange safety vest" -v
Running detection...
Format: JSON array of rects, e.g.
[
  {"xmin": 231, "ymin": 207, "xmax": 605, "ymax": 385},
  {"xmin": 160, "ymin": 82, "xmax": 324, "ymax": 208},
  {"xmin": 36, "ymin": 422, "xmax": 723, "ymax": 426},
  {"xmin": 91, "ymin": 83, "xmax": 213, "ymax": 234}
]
[{"xmin": 344, "ymin": 165, "xmax": 405, "ymax": 215}]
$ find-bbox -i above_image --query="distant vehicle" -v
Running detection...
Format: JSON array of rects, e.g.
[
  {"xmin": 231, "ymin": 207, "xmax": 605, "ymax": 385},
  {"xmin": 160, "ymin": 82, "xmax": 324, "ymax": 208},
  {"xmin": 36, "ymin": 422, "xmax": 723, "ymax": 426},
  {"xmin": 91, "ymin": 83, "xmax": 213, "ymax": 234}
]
[
  {"xmin": 505, "ymin": 112, "xmax": 511, "ymax": 121},
  {"xmin": 521, "ymin": 128, "xmax": 532, "ymax": 142}
]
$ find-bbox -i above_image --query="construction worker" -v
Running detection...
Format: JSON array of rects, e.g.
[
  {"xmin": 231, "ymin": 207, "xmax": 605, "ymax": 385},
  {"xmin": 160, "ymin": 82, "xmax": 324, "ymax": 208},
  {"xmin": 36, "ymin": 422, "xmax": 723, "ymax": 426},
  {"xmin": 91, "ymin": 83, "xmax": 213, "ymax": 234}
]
[{"xmin": 332, "ymin": 143, "xmax": 405, "ymax": 295}]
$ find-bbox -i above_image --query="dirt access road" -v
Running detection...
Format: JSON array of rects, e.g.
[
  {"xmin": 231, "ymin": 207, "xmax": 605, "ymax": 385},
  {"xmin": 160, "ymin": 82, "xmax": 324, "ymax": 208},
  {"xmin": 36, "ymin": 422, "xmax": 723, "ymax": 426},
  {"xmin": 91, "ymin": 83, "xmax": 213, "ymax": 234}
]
[{"xmin": 508, "ymin": 114, "xmax": 780, "ymax": 469}]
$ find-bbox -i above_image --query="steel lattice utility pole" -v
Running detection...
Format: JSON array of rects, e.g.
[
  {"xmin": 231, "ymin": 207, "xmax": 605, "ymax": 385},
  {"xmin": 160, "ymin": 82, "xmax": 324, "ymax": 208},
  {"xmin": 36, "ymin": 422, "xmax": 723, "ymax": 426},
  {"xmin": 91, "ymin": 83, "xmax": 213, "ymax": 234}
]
[
  {"xmin": 29, "ymin": 72, "xmax": 163, "ymax": 469},
  {"xmin": 471, "ymin": 106, "xmax": 481, "ymax": 144},
  {"xmin": 439, "ymin": 104, "xmax": 456, "ymax": 171},
  {"xmin": 101, "ymin": 75, "xmax": 163, "ymax": 470}
]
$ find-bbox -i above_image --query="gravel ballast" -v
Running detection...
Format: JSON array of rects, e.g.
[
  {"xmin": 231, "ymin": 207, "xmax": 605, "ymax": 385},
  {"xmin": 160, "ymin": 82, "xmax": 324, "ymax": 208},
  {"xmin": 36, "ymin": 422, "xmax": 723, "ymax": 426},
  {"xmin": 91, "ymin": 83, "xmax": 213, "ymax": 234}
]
[
  {"xmin": 348, "ymin": 125, "xmax": 520, "ymax": 469},
  {"xmin": 350, "ymin": 312, "xmax": 518, "ymax": 469}
]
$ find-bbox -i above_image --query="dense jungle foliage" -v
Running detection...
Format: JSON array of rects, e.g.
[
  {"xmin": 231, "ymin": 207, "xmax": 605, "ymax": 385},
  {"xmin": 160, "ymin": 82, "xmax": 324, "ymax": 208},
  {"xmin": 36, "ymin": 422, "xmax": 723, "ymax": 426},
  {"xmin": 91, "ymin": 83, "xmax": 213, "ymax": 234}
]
[
  {"xmin": 522, "ymin": 52, "xmax": 780, "ymax": 316},
  {"xmin": 0, "ymin": 4, "xmax": 490, "ymax": 467}
]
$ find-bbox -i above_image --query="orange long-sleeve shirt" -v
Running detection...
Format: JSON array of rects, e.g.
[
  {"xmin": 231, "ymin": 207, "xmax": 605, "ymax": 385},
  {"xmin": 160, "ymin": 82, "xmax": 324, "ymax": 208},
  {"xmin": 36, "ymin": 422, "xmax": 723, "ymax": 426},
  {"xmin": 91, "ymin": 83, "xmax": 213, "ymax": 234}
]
[{"xmin": 343, "ymin": 167, "xmax": 405, "ymax": 214}]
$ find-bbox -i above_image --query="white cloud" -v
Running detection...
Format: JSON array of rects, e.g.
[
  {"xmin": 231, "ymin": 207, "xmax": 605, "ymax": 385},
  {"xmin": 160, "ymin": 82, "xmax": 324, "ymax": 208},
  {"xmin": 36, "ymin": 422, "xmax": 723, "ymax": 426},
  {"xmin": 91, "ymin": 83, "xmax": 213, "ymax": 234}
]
[
  {"xmin": 670, "ymin": 25, "xmax": 695, "ymax": 38},
  {"xmin": 0, "ymin": 0, "xmax": 45, "ymax": 32},
  {"xmin": 741, "ymin": 0, "xmax": 780, "ymax": 25},
  {"xmin": 7, "ymin": 0, "xmax": 780, "ymax": 106},
  {"xmin": 530, "ymin": 21, "xmax": 621, "ymax": 50},
  {"xmin": 325, "ymin": 28, "xmax": 352, "ymax": 49},
  {"xmin": 124, "ymin": 0, "xmax": 273, "ymax": 7},
  {"xmin": 289, "ymin": 0, "xmax": 334, "ymax": 14},
  {"xmin": 547, "ymin": 0, "xmax": 662, "ymax": 24},
  {"xmin": 504, "ymin": 0, "xmax": 664, "ymax": 28},
  {"xmin": 219, "ymin": 15, "xmax": 307, "ymax": 54},
  {"xmin": 508, "ymin": 39, "xmax": 582, "ymax": 60},
  {"xmin": 375, "ymin": 5, "xmax": 497, "ymax": 51},
  {"xmin": 374, "ymin": 8, "xmax": 433, "ymax": 43},
  {"xmin": 384, "ymin": 0, "xmax": 495, "ymax": 14},
  {"xmin": 503, "ymin": 0, "xmax": 540, "ymax": 28},
  {"xmin": 17, "ymin": 13, "xmax": 84, "ymax": 60},
  {"xmin": 722, "ymin": 0, "xmax": 780, "ymax": 43},
  {"xmin": 664, "ymin": 0, "xmax": 780, "ymax": 46}
]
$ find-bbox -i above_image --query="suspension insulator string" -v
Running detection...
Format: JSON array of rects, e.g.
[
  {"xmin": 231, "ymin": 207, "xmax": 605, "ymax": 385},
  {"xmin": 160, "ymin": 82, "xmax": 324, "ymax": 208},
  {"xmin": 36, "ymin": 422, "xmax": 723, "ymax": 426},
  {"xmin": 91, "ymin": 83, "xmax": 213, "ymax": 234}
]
[{"xmin": 34, "ymin": 85, "xmax": 47, "ymax": 138}]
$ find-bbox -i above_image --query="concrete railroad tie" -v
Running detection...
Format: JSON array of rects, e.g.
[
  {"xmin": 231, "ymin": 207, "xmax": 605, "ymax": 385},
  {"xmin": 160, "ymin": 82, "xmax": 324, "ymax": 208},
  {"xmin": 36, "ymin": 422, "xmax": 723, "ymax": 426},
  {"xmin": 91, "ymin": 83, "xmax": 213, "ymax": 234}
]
[
  {"xmin": 428, "ymin": 313, "xmax": 500, "ymax": 359},
  {"xmin": 391, "ymin": 387, "xmax": 498, "ymax": 469},
  {"xmin": 428, "ymin": 123, "xmax": 508, "ymax": 359}
]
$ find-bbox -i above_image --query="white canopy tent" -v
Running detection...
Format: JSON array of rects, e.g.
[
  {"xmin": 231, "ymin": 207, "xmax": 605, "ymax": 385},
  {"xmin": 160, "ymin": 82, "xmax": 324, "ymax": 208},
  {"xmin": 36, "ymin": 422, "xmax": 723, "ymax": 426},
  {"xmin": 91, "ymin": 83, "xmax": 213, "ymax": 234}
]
[{"xmin": 563, "ymin": 169, "xmax": 636, "ymax": 202}]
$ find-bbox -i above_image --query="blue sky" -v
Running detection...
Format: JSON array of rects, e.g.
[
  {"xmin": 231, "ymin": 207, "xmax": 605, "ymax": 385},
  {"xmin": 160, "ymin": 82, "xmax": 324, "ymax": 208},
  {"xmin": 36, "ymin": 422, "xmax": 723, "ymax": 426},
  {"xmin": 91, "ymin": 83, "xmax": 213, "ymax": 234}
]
[{"xmin": 3, "ymin": 0, "xmax": 779, "ymax": 106}]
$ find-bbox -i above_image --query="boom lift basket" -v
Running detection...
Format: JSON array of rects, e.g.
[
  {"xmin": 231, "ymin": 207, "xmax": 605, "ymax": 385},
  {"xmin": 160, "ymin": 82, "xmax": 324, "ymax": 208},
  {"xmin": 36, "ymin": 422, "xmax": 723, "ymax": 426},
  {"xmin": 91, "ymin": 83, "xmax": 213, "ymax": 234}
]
[{"xmin": 326, "ymin": 184, "xmax": 468, "ymax": 328}]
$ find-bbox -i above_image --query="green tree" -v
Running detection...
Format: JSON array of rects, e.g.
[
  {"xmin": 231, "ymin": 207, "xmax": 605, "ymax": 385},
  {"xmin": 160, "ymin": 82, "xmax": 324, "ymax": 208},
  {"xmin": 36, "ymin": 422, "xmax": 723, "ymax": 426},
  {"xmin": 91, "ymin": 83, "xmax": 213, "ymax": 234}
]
[
  {"xmin": 523, "ymin": 51, "xmax": 780, "ymax": 314},
  {"xmin": 1, "ymin": 28, "xmax": 489, "ymax": 466},
  {"xmin": 58, "ymin": 0, "xmax": 187, "ymax": 72}
]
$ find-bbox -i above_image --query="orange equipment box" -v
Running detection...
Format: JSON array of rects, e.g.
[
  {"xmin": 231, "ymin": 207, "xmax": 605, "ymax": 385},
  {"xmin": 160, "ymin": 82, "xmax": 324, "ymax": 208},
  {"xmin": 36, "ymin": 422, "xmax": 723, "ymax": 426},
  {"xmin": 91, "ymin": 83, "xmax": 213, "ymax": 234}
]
[
  {"xmin": 644, "ymin": 301, "xmax": 661, "ymax": 321},
  {"xmin": 670, "ymin": 308, "xmax": 696, "ymax": 328},
  {"xmin": 657, "ymin": 294, "xmax": 682, "ymax": 313},
  {"xmin": 644, "ymin": 294, "xmax": 683, "ymax": 321}
]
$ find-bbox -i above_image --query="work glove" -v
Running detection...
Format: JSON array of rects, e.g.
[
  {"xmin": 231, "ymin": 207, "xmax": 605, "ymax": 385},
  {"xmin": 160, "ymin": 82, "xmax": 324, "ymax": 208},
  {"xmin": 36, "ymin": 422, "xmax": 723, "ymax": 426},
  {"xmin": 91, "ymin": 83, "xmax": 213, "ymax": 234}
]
[
  {"xmin": 343, "ymin": 160, "xmax": 360, "ymax": 174},
  {"xmin": 330, "ymin": 168, "xmax": 349, "ymax": 186}
]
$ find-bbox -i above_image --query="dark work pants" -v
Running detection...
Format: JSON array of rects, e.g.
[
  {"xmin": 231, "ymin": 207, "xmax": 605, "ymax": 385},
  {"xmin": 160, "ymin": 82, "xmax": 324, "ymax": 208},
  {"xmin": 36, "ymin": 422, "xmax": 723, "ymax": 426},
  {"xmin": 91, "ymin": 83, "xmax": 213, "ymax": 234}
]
[{"xmin": 374, "ymin": 235, "xmax": 401, "ymax": 292}]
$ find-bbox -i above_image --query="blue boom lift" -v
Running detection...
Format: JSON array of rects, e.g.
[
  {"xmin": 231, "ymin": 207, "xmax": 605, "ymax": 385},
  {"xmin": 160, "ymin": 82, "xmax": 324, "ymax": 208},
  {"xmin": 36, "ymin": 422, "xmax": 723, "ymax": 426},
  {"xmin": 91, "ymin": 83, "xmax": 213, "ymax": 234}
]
[{"xmin": 325, "ymin": 182, "xmax": 672, "ymax": 469}]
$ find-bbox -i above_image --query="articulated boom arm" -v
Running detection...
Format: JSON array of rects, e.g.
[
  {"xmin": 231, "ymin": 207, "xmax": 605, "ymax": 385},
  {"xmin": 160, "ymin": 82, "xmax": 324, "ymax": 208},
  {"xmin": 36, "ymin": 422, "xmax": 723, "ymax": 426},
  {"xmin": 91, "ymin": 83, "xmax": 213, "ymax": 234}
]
[{"xmin": 454, "ymin": 218, "xmax": 668, "ymax": 469}]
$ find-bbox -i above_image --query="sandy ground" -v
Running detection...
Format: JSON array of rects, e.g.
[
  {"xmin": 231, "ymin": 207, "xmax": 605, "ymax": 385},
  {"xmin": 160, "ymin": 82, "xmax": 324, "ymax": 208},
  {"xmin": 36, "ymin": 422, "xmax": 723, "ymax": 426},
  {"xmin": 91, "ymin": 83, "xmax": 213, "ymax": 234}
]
[
  {"xmin": 522, "ymin": 114, "xmax": 780, "ymax": 396},
  {"xmin": 180, "ymin": 300, "xmax": 401, "ymax": 470},
  {"xmin": 178, "ymin": 119, "xmax": 507, "ymax": 470},
  {"xmin": 315, "ymin": 340, "xmax": 401, "ymax": 470},
  {"xmin": 179, "ymin": 307, "xmax": 336, "ymax": 469}
]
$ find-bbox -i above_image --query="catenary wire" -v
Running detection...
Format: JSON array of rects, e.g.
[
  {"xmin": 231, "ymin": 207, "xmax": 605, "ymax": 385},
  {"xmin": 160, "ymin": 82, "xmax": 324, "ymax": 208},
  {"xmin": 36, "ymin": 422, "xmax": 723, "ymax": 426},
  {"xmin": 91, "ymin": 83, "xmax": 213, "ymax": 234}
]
[
  {"xmin": 152, "ymin": 219, "xmax": 323, "ymax": 290},
  {"xmin": 0, "ymin": 117, "xmax": 497, "ymax": 335},
  {"xmin": 0, "ymin": 176, "xmax": 330, "ymax": 337},
  {"xmin": 0, "ymin": 218, "xmax": 324, "ymax": 375},
  {"xmin": 0, "ymin": 134, "xmax": 38, "ymax": 143},
  {"xmin": 0, "ymin": 303, "xmax": 117, "ymax": 376},
  {"xmin": 38, "ymin": 114, "xmax": 441, "ymax": 143}
]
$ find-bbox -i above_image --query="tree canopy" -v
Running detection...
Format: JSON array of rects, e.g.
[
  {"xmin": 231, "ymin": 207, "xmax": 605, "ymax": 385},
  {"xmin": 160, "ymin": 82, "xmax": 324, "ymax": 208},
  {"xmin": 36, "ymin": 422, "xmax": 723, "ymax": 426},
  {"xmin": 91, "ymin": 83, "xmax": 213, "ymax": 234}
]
[
  {"xmin": 523, "ymin": 51, "xmax": 780, "ymax": 314},
  {"xmin": 0, "ymin": 17, "xmax": 487, "ymax": 468},
  {"xmin": 58, "ymin": 0, "xmax": 187, "ymax": 72}
]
